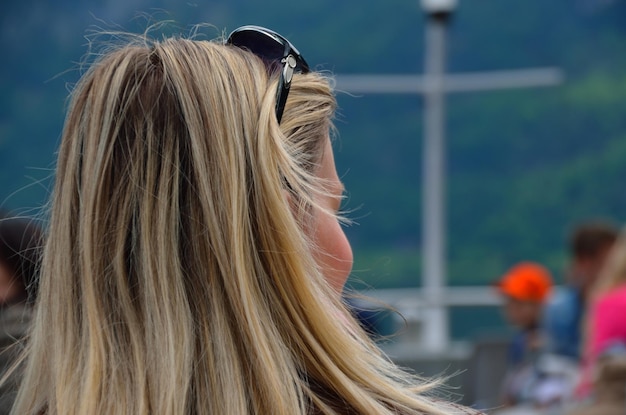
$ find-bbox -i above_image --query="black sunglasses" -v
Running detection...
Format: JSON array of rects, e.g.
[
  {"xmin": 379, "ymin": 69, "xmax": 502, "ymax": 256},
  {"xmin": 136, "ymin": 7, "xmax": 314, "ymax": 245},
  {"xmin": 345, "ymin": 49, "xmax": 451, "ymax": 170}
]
[{"xmin": 226, "ymin": 25, "xmax": 310, "ymax": 124}]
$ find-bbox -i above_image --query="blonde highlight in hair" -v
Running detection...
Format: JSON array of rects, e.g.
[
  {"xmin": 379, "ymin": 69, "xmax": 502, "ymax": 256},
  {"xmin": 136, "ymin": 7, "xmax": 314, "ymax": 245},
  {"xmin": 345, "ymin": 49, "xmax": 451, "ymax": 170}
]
[{"xmin": 12, "ymin": 32, "xmax": 459, "ymax": 415}]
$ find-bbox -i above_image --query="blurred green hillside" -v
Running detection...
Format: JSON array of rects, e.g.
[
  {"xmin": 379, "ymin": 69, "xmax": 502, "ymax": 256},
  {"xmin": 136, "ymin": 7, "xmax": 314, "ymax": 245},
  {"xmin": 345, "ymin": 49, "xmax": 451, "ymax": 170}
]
[{"xmin": 1, "ymin": 0, "xmax": 625, "ymax": 289}]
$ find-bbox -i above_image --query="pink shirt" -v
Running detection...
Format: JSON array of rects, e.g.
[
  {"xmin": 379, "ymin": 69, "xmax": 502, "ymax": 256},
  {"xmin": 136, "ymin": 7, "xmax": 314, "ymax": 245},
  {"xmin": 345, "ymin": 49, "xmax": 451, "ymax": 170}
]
[
  {"xmin": 578, "ymin": 283, "xmax": 626, "ymax": 397},
  {"xmin": 590, "ymin": 284, "xmax": 626, "ymax": 357}
]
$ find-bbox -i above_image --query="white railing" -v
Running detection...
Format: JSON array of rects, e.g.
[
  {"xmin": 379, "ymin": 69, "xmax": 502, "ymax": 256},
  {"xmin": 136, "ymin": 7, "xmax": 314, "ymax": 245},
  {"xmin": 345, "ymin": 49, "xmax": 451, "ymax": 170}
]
[{"xmin": 354, "ymin": 286, "xmax": 503, "ymax": 356}]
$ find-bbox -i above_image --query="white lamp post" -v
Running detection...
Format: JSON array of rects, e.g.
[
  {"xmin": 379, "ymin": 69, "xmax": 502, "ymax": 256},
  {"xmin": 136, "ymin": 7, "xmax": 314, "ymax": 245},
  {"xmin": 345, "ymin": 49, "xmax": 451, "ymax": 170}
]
[
  {"xmin": 421, "ymin": 0, "xmax": 457, "ymax": 15},
  {"xmin": 334, "ymin": 0, "xmax": 562, "ymax": 358},
  {"xmin": 420, "ymin": 0, "xmax": 456, "ymax": 353}
]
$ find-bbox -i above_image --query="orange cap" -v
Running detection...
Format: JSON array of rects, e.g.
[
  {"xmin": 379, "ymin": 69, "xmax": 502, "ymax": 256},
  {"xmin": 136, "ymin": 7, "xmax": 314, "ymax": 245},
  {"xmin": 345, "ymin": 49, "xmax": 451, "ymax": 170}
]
[{"xmin": 495, "ymin": 262, "xmax": 553, "ymax": 302}]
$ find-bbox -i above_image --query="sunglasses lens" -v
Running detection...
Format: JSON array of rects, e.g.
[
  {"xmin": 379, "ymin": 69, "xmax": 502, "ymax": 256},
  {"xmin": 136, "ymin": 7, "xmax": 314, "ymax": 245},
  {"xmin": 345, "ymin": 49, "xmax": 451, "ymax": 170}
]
[
  {"xmin": 228, "ymin": 28, "xmax": 310, "ymax": 74},
  {"xmin": 228, "ymin": 30, "xmax": 286, "ymax": 70}
]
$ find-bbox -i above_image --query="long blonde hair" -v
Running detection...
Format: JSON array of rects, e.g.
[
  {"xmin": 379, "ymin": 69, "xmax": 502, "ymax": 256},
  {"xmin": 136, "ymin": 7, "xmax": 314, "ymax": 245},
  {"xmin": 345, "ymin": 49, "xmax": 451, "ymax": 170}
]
[{"xmin": 12, "ymin": 32, "xmax": 459, "ymax": 415}]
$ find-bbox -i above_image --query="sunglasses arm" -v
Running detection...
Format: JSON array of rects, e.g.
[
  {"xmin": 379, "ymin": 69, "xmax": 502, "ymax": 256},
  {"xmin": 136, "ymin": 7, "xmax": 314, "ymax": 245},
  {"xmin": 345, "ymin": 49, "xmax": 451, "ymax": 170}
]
[{"xmin": 275, "ymin": 54, "xmax": 297, "ymax": 123}]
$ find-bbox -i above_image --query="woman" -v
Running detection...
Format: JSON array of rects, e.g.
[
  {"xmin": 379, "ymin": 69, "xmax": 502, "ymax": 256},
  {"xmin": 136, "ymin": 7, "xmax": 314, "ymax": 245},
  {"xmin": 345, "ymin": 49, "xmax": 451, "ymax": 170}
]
[
  {"xmin": 11, "ymin": 26, "xmax": 474, "ymax": 414},
  {"xmin": 574, "ymin": 227, "xmax": 626, "ymax": 403}
]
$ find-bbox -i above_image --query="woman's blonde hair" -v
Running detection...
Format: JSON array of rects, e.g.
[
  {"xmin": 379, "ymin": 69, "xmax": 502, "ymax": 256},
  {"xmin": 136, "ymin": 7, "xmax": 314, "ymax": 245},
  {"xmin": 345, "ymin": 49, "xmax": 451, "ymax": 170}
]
[{"xmin": 12, "ymin": 32, "xmax": 459, "ymax": 415}]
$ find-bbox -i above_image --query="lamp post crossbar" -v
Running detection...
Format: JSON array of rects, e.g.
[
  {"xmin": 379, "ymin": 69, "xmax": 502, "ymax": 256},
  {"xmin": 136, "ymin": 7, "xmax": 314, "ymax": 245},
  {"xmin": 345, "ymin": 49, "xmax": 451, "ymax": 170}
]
[{"xmin": 334, "ymin": 68, "xmax": 564, "ymax": 94}]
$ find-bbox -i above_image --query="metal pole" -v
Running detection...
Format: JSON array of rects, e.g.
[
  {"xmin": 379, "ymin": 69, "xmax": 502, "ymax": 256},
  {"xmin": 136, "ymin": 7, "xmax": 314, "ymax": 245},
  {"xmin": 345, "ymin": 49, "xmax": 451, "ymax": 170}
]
[{"xmin": 421, "ymin": 12, "xmax": 449, "ymax": 353}]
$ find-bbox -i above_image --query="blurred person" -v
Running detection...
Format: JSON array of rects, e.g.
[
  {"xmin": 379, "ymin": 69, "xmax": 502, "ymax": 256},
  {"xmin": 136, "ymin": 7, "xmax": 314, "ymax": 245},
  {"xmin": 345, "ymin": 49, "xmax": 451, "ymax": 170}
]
[
  {"xmin": 0, "ymin": 215, "xmax": 44, "ymax": 414},
  {"xmin": 543, "ymin": 222, "xmax": 618, "ymax": 360},
  {"xmin": 494, "ymin": 262, "xmax": 553, "ymax": 407},
  {"xmin": 575, "ymin": 228, "xmax": 626, "ymax": 400},
  {"xmin": 533, "ymin": 222, "xmax": 618, "ymax": 408},
  {"xmin": 6, "ymin": 26, "xmax": 480, "ymax": 414}
]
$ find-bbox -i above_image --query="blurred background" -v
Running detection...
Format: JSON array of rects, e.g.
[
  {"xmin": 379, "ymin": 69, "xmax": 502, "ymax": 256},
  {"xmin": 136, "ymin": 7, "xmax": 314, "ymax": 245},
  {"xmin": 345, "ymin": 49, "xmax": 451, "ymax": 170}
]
[{"xmin": 1, "ymin": 0, "xmax": 625, "ymax": 408}]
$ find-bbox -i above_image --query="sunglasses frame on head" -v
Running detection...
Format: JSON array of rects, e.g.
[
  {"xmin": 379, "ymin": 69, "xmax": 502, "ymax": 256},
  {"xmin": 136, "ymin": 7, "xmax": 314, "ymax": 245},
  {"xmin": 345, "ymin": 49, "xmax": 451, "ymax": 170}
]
[{"xmin": 226, "ymin": 25, "xmax": 310, "ymax": 124}]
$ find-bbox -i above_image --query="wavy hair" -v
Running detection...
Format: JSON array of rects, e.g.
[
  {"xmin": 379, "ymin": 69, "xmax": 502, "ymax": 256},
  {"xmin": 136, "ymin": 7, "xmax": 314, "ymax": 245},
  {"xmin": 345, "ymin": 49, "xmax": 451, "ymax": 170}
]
[{"xmin": 11, "ymin": 33, "xmax": 457, "ymax": 415}]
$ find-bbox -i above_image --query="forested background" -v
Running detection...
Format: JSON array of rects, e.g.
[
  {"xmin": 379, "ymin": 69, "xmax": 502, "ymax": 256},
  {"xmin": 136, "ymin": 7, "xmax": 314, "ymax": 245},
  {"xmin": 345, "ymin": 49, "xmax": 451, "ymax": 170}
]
[{"xmin": 1, "ymin": 0, "xmax": 625, "ymax": 291}]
